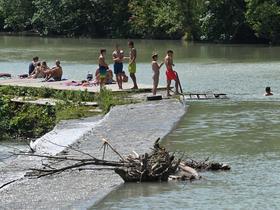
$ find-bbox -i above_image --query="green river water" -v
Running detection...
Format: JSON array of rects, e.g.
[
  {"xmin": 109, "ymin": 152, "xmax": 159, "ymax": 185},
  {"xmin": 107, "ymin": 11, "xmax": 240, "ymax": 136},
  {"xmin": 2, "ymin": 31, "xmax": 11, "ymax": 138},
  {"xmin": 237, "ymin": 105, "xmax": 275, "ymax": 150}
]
[{"xmin": 1, "ymin": 36, "xmax": 280, "ymax": 209}]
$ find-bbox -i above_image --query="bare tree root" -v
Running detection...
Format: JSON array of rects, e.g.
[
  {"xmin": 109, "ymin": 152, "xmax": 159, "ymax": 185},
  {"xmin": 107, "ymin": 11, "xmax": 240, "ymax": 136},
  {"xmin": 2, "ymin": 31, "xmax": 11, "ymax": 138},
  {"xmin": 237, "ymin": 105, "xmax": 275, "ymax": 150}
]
[{"xmin": 11, "ymin": 138, "xmax": 230, "ymax": 183}]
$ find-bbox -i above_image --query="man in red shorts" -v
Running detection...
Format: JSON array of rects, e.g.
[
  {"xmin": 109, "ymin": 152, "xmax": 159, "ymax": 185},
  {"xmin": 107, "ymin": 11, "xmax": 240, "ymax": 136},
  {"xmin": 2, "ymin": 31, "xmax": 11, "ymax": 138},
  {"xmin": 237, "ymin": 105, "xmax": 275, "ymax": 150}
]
[{"xmin": 165, "ymin": 50, "xmax": 179, "ymax": 96}]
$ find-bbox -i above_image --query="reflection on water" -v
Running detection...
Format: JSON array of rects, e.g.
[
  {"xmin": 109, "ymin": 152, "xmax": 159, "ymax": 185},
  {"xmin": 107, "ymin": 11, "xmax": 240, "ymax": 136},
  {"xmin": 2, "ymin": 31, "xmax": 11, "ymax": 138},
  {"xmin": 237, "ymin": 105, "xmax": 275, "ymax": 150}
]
[
  {"xmin": 165, "ymin": 101, "xmax": 280, "ymax": 157},
  {"xmin": 94, "ymin": 101, "xmax": 280, "ymax": 210},
  {"xmin": 93, "ymin": 182, "xmax": 182, "ymax": 210}
]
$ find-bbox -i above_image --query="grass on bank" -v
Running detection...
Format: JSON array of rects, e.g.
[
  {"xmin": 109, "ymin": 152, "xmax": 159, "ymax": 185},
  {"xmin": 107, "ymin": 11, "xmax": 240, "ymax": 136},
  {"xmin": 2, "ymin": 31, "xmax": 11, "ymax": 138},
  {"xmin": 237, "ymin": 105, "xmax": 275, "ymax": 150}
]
[
  {"xmin": 0, "ymin": 86, "xmax": 135, "ymax": 140},
  {"xmin": 0, "ymin": 86, "xmax": 96, "ymax": 102}
]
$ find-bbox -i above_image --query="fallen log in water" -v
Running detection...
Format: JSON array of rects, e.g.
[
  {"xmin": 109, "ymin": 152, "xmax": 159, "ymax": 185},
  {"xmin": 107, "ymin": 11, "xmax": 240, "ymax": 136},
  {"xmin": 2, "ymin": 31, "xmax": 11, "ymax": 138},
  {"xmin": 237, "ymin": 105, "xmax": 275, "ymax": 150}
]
[
  {"xmin": 114, "ymin": 139, "xmax": 181, "ymax": 182},
  {"xmin": 183, "ymin": 158, "xmax": 231, "ymax": 171},
  {"xmin": 10, "ymin": 138, "xmax": 230, "ymax": 183}
]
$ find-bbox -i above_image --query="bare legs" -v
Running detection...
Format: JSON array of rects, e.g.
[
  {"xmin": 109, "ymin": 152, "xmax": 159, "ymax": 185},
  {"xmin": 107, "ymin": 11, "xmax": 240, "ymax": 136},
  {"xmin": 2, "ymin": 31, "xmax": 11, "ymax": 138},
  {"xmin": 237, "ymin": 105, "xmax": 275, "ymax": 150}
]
[
  {"xmin": 167, "ymin": 79, "xmax": 171, "ymax": 96},
  {"xmin": 152, "ymin": 74, "xmax": 159, "ymax": 95},
  {"xmin": 166, "ymin": 79, "xmax": 179, "ymax": 96},
  {"xmin": 100, "ymin": 78, "xmax": 105, "ymax": 91},
  {"xmin": 175, "ymin": 78, "xmax": 179, "ymax": 94},
  {"xmin": 116, "ymin": 73, "xmax": 123, "ymax": 89},
  {"xmin": 130, "ymin": 73, "xmax": 138, "ymax": 89}
]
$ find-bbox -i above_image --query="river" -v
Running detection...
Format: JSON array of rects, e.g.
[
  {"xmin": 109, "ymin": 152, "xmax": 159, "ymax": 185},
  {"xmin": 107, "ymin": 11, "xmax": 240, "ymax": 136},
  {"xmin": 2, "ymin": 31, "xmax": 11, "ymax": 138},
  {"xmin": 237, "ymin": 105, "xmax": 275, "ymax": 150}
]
[{"xmin": 1, "ymin": 36, "xmax": 280, "ymax": 209}]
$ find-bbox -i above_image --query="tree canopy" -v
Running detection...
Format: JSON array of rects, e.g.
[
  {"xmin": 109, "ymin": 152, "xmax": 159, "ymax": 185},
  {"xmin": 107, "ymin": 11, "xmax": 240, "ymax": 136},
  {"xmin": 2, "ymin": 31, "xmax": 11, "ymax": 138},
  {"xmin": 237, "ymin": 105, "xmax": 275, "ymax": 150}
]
[{"xmin": 0, "ymin": 0, "xmax": 279, "ymax": 43}]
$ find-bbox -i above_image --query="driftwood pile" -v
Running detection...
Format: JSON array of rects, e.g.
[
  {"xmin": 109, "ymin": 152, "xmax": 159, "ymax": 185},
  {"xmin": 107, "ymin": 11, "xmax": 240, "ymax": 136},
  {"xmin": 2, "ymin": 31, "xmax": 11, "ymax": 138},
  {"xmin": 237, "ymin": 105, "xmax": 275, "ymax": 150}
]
[
  {"xmin": 115, "ymin": 138, "xmax": 230, "ymax": 182},
  {"xmin": 115, "ymin": 138, "xmax": 180, "ymax": 182},
  {"xmin": 16, "ymin": 138, "xmax": 230, "ymax": 182}
]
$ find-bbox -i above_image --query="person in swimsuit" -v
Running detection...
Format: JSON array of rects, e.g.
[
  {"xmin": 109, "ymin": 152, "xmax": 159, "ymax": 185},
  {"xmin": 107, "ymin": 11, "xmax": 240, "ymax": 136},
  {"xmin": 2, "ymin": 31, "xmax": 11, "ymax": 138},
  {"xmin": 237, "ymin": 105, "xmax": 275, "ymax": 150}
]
[
  {"xmin": 264, "ymin": 87, "xmax": 273, "ymax": 96},
  {"xmin": 151, "ymin": 53, "xmax": 164, "ymax": 95},
  {"xmin": 45, "ymin": 60, "xmax": 63, "ymax": 81},
  {"xmin": 98, "ymin": 49, "xmax": 109, "ymax": 89},
  {"xmin": 31, "ymin": 61, "xmax": 50, "ymax": 79},
  {"xmin": 41, "ymin": 61, "xmax": 50, "ymax": 72},
  {"xmin": 127, "ymin": 41, "xmax": 138, "ymax": 89},
  {"xmin": 112, "ymin": 44, "xmax": 124, "ymax": 89},
  {"xmin": 121, "ymin": 71, "xmax": 128, "ymax": 83},
  {"xmin": 165, "ymin": 50, "xmax": 179, "ymax": 96},
  {"xmin": 95, "ymin": 68, "xmax": 114, "ymax": 85},
  {"xmin": 29, "ymin": 56, "xmax": 39, "ymax": 75},
  {"xmin": 30, "ymin": 62, "xmax": 43, "ymax": 78}
]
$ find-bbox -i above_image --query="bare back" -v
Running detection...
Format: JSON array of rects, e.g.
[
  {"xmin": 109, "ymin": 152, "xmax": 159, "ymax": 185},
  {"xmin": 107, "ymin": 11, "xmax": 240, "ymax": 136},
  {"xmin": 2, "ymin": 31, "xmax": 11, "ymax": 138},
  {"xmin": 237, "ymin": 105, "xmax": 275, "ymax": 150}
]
[
  {"xmin": 152, "ymin": 61, "xmax": 160, "ymax": 73},
  {"xmin": 99, "ymin": 55, "xmax": 107, "ymax": 67},
  {"xmin": 130, "ymin": 48, "xmax": 137, "ymax": 63},
  {"xmin": 52, "ymin": 65, "xmax": 62, "ymax": 78},
  {"xmin": 165, "ymin": 55, "xmax": 173, "ymax": 70}
]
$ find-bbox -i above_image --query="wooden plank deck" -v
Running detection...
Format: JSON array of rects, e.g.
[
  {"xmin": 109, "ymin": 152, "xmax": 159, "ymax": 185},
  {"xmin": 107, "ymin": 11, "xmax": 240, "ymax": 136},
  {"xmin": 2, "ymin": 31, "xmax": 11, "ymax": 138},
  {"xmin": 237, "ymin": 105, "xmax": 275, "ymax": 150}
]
[
  {"xmin": 0, "ymin": 78, "xmax": 165, "ymax": 93},
  {"xmin": 184, "ymin": 93, "xmax": 228, "ymax": 100},
  {"xmin": 10, "ymin": 97, "xmax": 99, "ymax": 106}
]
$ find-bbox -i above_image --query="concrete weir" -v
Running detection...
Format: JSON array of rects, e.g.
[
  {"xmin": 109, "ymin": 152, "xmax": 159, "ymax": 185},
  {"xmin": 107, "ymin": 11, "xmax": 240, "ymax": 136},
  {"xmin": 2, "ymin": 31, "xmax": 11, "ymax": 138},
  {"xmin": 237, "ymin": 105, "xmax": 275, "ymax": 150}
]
[{"xmin": 0, "ymin": 99, "xmax": 186, "ymax": 210}]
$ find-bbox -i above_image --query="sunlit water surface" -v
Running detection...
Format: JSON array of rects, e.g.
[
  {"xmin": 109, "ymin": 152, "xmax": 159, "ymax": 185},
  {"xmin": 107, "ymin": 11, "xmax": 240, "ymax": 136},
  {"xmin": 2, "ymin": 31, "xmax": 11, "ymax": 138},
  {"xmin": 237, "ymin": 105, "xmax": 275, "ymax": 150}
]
[{"xmin": 1, "ymin": 36, "xmax": 280, "ymax": 209}]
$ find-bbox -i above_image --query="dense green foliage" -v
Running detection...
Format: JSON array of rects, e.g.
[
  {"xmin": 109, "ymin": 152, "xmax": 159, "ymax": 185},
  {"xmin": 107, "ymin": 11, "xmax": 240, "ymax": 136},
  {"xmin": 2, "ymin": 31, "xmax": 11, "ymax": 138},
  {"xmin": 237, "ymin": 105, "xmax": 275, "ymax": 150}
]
[
  {"xmin": 200, "ymin": 0, "xmax": 246, "ymax": 41},
  {"xmin": 246, "ymin": 0, "xmax": 280, "ymax": 44},
  {"xmin": 128, "ymin": 0, "xmax": 184, "ymax": 39},
  {"xmin": 0, "ymin": 86, "xmax": 132, "ymax": 140},
  {"xmin": 0, "ymin": 95, "xmax": 55, "ymax": 139},
  {"xmin": 0, "ymin": 0, "xmax": 280, "ymax": 43},
  {"xmin": 0, "ymin": 86, "xmax": 95, "ymax": 102}
]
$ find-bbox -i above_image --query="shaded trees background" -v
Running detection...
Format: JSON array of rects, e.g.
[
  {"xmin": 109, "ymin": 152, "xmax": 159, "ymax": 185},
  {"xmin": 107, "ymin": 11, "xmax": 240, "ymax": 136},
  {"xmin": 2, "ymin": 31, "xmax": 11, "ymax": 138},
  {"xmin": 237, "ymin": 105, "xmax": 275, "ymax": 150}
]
[{"xmin": 0, "ymin": 0, "xmax": 279, "ymax": 43}]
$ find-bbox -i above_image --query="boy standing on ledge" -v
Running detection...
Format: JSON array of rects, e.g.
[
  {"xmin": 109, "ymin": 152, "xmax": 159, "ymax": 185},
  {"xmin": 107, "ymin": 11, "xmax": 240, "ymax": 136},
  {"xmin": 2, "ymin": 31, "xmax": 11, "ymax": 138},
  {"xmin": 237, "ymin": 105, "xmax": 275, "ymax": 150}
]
[
  {"xmin": 165, "ymin": 50, "xmax": 179, "ymax": 96},
  {"xmin": 151, "ymin": 53, "xmax": 164, "ymax": 95},
  {"xmin": 112, "ymin": 44, "xmax": 124, "ymax": 90},
  {"xmin": 127, "ymin": 41, "xmax": 138, "ymax": 89},
  {"xmin": 98, "ymin": 49, "xmax": 109, "ymax": 90}
]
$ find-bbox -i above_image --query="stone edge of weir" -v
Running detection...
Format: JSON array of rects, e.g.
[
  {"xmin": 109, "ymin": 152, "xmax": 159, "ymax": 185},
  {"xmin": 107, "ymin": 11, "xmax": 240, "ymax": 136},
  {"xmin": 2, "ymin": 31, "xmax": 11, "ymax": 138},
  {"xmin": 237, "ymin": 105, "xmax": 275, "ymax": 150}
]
[{"xmin": 0, "ymin": 99, "xmax": 187, "ymax": 210}]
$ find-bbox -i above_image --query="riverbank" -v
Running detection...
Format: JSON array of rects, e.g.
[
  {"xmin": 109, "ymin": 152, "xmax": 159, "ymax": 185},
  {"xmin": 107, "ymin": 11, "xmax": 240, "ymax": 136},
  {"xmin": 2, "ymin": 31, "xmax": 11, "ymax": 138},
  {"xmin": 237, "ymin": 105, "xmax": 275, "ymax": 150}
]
[
  {"xmin": 0, "ymin": 98, "xmax": 186, "ymax": 209},
  {"xmin": 0, "ymin": 85, "xmax": 139, "ymax": 140}
]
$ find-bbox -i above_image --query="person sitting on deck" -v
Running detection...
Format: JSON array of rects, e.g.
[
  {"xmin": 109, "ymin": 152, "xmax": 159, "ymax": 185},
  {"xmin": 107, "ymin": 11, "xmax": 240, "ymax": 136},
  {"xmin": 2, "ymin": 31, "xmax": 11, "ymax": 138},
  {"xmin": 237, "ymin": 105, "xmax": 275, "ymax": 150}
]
[
  {"xmin": 121, "ymin": 71, "xmax": 128, "ymax": 83},
  {"xmin": 95, "ymin": 68, "xmax": 115, "ymax": 85},
  {"xmin": 30, "ymin": 62, "xmax": 48, "ymax": 79},
  {"xmin": 29, "ymin": 56, "xmax": 39, "ymax": 75},
  {"xmin": 29, "ymin": 62, "xmax": 41, "ymax": 78},
  {"xmin": 41, "ymin": 61, "xmax": 50, "ymax": 73},
  {"xmin": 44, "ymin": 60, "xmax": 63, "ymax": 81},
  {"xmin": 264, "ymin": 87, "xmax": 273, "ymax": 96}
]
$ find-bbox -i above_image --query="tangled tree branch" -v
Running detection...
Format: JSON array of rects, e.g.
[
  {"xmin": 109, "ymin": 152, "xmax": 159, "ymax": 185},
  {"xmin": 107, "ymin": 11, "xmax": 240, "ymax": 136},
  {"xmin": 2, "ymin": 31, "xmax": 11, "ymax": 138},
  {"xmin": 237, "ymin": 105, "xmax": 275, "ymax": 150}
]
[{"xmin": 12, "ymin": 138, "xmax": 230, "ymax": 182}]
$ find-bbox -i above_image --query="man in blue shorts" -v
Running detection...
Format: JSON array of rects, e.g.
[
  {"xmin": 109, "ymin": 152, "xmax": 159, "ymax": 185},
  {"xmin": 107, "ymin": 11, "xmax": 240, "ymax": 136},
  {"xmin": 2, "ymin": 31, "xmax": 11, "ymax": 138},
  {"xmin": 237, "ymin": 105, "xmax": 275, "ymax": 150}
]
[
  {"xmin": 98, "ymin": 49, "xmax": 109, "ymax": 90},
  {"xmin": 112, "ymin": 44, "xmax": 124, "ymax": 89}
]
